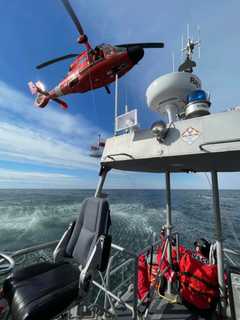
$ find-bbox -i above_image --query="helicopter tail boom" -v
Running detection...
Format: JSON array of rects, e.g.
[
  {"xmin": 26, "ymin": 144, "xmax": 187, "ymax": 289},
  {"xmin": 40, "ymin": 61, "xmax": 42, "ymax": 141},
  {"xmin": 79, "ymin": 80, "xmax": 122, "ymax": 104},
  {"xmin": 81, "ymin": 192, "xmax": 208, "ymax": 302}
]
[{"xmin": 28, "ymin": 81, "xmax": 68, "ymax": 109}]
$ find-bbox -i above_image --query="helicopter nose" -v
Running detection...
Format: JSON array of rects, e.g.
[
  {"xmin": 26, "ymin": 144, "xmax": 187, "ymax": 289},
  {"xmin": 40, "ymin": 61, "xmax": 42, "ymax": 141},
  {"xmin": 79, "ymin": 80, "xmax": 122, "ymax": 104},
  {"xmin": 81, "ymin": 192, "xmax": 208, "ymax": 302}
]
[{"xmin": 127, "ymin": 46, "xmax": 144, "ymax": 64}]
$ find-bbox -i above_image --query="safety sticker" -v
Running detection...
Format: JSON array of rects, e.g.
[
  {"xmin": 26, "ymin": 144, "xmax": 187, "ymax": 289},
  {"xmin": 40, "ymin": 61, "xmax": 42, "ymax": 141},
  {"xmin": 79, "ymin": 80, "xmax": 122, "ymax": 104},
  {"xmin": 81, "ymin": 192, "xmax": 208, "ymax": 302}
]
[{"xmin": 181, "ymin": 127, "xmax": 200, "ymax": 144}]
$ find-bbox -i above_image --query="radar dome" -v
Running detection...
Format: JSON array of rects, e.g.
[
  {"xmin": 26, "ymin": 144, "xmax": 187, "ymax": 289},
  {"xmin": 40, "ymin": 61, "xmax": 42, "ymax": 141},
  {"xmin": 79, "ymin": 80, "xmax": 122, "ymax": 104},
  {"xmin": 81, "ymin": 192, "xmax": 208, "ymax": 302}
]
[{"xmin": 146, "ymin": 72, "xmax": 201, "ymax": 122}]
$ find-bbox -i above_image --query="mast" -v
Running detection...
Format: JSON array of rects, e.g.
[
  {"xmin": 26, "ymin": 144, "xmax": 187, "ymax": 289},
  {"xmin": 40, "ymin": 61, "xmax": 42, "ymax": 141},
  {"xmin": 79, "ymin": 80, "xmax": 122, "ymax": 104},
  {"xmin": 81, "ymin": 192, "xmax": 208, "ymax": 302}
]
[
  {"xmin": 211, "ymin": 171, "xmax": 226, "ymax": 315},
  {"xmin": 165, "ymin": 171, "xmax": 173, "ymax": 295}
]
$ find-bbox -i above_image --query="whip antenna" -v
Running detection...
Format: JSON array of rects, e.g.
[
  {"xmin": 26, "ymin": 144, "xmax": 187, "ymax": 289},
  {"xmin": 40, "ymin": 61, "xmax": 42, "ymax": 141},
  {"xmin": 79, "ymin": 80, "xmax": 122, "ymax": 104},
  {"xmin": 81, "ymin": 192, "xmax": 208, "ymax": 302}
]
[
  {"xmin": 172, "ymin": 52, "xmax": 175, "ymax": 72},
  {"xmin": 114, "ymin": 74, "xmax": 119, "ymax": 135}
]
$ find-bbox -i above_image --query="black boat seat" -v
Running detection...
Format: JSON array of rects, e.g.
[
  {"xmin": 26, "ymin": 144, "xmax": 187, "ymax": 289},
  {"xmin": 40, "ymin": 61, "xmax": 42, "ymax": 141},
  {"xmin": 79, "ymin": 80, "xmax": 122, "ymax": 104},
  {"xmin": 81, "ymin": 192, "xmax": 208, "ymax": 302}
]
[{"xmin": 3, "ymin": 197, "xmax": 111, "ymax": 320}]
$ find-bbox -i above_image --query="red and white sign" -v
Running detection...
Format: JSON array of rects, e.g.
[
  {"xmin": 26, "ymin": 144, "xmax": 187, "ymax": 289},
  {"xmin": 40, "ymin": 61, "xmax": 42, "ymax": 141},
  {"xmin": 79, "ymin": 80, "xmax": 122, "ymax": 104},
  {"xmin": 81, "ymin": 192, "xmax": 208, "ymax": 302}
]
[{"xmin": 181, "ymin": 127, "xmax": 200, "ymax": 144}]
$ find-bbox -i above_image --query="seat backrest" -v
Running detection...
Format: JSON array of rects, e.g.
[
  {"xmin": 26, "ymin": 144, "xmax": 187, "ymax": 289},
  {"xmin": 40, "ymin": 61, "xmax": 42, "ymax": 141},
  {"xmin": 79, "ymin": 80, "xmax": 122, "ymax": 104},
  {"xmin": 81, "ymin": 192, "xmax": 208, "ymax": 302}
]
[{"xmin": 65, "ymin": 197, "xmax": 111, "ymax": 267}]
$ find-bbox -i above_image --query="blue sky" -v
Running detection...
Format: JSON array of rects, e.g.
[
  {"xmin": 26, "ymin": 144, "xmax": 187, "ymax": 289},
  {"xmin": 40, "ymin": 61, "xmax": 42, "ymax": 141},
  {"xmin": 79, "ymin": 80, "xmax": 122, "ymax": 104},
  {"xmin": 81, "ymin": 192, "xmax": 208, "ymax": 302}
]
[{"xmin": 0, "ymin": 0, "xmax": 240, "ymax": 189}]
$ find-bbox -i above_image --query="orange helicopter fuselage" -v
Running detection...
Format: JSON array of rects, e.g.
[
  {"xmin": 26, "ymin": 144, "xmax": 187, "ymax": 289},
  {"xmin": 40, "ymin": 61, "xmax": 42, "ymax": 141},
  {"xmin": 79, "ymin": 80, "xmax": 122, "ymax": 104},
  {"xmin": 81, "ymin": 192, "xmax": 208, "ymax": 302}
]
[{"xmin": 49, "ymin": 45, "xmax": 136, "ymax": 99}]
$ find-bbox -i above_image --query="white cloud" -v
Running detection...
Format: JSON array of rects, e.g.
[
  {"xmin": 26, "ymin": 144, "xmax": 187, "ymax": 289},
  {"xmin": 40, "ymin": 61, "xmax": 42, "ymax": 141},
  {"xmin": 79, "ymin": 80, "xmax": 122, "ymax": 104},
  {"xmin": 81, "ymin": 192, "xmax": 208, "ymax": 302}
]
[
  {"xmin": 0, "ymin": 168, "xmax": 86, "ymax": 188},
  {"xmin": 0, "ymin": 80, "xmax": 108, "ymax": 140},
  {"xmin": 0, "ymin": 80, "xmax": 109, "ymax": 171},
  {"xmin": 0, "ymin": 121, "xmax": 98, "ymax": 170}
]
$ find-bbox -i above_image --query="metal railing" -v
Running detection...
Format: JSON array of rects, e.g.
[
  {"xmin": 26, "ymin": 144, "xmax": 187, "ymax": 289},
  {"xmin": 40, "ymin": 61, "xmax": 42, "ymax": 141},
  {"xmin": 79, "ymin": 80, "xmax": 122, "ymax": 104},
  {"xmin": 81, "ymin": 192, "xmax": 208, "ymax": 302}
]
[
  {"xmin": 12, "ymin": 240, "xmax": 59, "ymax": 258},
  {"xmin": 0, "ymin": 234, "xmax": 177, "ymax": 319},
  {"xmin": 90, "ymin": 237, "xmax": 169, "ymax": 319},
  {"xmin": 2, "ymin": 236, "xmax": 239, "ymax": 319},
  {"xmin": 0, "ymin": 240, "xmax": 58, "ymax": 284},
  {"xmin": 224, "ymin": 248, "xmax": 240, "ymax": 267}
]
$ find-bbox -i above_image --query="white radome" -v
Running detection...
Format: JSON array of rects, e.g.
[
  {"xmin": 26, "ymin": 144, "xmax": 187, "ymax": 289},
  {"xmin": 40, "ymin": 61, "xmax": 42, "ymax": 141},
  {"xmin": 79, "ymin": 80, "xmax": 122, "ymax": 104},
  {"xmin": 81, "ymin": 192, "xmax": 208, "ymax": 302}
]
[{"xmin": 146, "ymin": 72, "xmax": 202, "ymax": 116}]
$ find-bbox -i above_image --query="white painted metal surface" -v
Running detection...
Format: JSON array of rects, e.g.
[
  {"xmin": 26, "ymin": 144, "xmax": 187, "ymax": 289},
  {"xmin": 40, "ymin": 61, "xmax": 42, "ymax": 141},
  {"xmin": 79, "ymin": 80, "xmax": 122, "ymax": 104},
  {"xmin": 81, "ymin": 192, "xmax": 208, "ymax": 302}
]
[
  {"xmin": 146, "ymin": 72, "xmax": 201, "ymax": 117},
  {"xmin": 115, "ymin": 109, "xmax": 138, "ymax": 132},
  {"xmin": 101, "ymin": 110, "xmax": 240, "ymax": 172}
]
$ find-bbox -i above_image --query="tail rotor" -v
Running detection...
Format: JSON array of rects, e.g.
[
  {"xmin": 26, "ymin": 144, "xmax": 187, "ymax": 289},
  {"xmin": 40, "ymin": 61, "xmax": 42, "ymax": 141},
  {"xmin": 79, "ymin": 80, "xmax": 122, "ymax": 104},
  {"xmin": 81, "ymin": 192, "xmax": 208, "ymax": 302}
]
[{"xmin": 28, "ymin": 81, "xmax": 68, "ymax": 109}]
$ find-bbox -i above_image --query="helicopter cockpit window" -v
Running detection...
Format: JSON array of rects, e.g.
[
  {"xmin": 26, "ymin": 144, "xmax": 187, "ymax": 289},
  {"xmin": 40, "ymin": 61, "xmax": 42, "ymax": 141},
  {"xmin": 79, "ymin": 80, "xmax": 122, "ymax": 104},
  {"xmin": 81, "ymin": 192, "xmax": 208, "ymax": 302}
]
[
  {"xmin": 78, "ymin": 55, "xmax": 88, "ymax": 66},
  {"xmin": 102, "ymin": 44, "xmax": 115, "ymax": 56},
  {"xmin": 114, "ymin": 46, "xmax": 126, "ymax": 53},
  {"xmin": 91, "ymin": 46, "xmax": 104, "ymax": 62}
]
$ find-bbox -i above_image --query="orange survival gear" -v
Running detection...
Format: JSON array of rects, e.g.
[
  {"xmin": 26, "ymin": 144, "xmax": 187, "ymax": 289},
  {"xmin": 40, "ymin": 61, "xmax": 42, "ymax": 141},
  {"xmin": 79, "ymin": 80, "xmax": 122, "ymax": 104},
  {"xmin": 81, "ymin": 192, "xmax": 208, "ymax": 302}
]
[
  {"xmin": 179, "ymin": 251, "xmax": 219, "ymax": 310},
  {"xmin": 137, "ymin": 255, "xmax": 150, "ymax": 301}
]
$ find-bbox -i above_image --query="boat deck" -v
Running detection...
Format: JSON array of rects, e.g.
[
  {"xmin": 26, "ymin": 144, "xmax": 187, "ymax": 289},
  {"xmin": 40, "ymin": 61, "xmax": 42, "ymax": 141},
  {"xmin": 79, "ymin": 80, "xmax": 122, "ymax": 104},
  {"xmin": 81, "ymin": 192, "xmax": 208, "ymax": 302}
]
[{"xmin": 113, "ymin": 290, "xmax": 214, "ymax": 320}]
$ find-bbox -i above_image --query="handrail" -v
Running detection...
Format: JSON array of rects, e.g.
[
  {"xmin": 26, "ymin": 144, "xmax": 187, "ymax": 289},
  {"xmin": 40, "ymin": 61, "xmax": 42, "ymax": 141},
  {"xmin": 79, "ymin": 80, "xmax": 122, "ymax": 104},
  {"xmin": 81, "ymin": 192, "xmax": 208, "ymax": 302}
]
[
  {"xmin": 0, "ymin": 252, "xmax": 15, "ymax": 275},
  {"xmin": 199, "ymin": 138, "xmax": 240, "ymax": 152},
  {"xmin": 110, "ymin": 258, "xmax": 133, "ymax": 277},
  {"xmin": 92, "ymin": 237, "xmax": 164, "ymax": 319},
  {"xmin": 92, "ymin": 280, "xmax": 134, "ymax": 315},
  {"xmin": 111, "ymin": 243, "xmax": 136, "ymax": 257},
  {"xmin": 104, "ymin": 153, "xmax": 134, "ymax": 161},
  {"xmin": 224, "ymin": 248, "xmax": 240, "ymax": 257},
  {"xmin": 112, "ymin": 274, "xmax": 134, "ymax": 294},
  {"xmin": 0, "ymin": 241, "xmax": 58, "ymax": 278},
  {"xmin": 225, "ymin": 253, "xmax": 238, "ymax": 267},
  {"xmin": 12, "ymin": 240, "xmax": 59, "ymax": 258},
  {"xmin": 224, "ymin": 248, "xmax": 240, "ymax": 267}
]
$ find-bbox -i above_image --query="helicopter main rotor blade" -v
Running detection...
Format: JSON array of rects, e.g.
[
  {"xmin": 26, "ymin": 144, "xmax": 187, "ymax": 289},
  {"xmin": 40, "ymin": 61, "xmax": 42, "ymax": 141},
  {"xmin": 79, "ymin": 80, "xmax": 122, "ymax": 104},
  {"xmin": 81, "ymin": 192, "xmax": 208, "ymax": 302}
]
[
  {"xmin": 116, "ymin": 42, "xmax": 164, "ymax": 49},
  {"xmin": 104, "ymin": 85, "xmax": 111, "ymax": 94},
  {"xmin": 36, "ymin": 54, "xmax": 79, "ymax": 69},
  {"xmin": 61, "ymin": 0, "xmax": 85, "ymax": 35}
]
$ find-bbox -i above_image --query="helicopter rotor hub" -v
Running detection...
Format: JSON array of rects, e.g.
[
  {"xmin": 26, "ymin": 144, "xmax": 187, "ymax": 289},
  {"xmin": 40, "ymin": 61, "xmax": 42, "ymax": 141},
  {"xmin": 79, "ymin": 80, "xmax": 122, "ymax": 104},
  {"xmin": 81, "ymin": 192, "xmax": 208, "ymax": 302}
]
[{"xmin": 78, "ymin": 34, "xmax": 88, "ymax": 44}]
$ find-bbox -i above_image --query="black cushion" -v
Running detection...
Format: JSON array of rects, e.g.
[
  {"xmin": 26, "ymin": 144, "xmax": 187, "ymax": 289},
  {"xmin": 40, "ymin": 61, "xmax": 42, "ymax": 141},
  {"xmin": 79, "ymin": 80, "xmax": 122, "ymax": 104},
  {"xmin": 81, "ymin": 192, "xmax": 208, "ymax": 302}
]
[
  {"xmin": 3, "ymin": 262, "xmax": 55, "ymax": 303},
  {"xmin": 3, "ymin": 262, "xmax": 79, "ymax": 320}
]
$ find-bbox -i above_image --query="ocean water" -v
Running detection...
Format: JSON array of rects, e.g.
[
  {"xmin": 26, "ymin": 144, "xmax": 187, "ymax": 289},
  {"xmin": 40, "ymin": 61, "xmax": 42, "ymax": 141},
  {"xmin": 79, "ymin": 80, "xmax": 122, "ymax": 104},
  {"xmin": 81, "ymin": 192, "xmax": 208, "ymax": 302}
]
[{"xmin": 0, "ymin": 189, "xmax": 239, "ymax": 254}]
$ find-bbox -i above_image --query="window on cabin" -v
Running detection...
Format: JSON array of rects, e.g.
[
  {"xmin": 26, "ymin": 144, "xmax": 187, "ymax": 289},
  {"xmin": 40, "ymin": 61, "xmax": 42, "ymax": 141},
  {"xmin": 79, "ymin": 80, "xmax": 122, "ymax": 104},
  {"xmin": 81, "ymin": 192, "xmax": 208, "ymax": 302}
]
[{"xmin": 114, "ymin": 46, "xmax": 126, "ymax": 53}]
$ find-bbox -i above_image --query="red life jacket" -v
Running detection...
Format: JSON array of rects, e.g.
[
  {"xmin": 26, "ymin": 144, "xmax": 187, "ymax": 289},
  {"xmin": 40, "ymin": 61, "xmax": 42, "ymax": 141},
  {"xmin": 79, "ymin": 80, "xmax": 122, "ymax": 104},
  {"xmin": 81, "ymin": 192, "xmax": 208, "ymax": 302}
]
[
  {"xmin": 179, "ymin": 251, "xmax": 219, "ymax": 310},
  {"xmin": 137, "ymin": 255, "xmax": 150, "ymax": 300}
]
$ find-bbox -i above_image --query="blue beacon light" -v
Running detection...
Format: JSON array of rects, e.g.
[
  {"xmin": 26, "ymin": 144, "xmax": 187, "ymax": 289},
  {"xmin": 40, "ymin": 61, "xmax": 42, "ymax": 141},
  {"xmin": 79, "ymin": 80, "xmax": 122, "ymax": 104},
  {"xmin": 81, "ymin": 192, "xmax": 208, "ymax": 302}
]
[
  {"xmin": 185, "ymin": 90, "xmax": 211, "ymax": 119},
  {"xmin": 187, "ymin": 89, "xmax": 209, "ymax": 103}
]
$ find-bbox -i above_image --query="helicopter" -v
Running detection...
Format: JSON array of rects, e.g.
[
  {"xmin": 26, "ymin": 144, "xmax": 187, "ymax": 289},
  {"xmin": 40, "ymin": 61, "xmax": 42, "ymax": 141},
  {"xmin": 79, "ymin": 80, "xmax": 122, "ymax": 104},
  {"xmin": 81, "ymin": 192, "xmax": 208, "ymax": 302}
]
[{"xmin": 28, "ymin": 0, "xmax": 164, "ymax": 109}]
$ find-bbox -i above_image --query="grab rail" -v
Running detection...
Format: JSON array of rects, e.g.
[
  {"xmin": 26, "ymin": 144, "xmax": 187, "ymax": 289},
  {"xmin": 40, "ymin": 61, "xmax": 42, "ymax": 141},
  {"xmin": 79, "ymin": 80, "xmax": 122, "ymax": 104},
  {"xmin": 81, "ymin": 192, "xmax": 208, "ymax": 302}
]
[
  {"xmin": 224, "ymin": 248, "xmax": 240, "ymax": 267},
  {"xmin": 104, "ymin": 153, "xmax": 134, "ymax": 161},
  {"xmin": 0, "ymin": 252, "xmax": 15, "ymax": 275},
  {"xmin": 199, "ymin": 138, "xmax": 240, "ymax": 152},
  {"xmin": 91, "ymin": 238, "xmax": 163, "ymax": 320},
  {"xmin": 224, "ymin": 248, "xmax": 240, "ymax": 257},
  {"xmin": 12, "ymin": 240, "xmax": 59, "ymax": 258}
]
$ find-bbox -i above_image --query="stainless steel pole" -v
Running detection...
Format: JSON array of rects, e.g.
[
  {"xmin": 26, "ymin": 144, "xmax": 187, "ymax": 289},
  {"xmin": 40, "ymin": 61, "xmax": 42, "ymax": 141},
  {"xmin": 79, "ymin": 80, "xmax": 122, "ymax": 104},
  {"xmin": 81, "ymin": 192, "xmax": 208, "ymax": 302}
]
[
  {"xmin": 165, "ymin": 171, "xmax": 173, "ymax": 294},
  {"xmin": 94, "ymin": 169, "xmax": 108, "ymax": 198},
  {"xmin": 211, "ymin": 171, "xmax": 226, "ymax": 315},
  {"xmin": 114, "ymin": 73, "xmax": 118, "ymax": 135},
  {"xmin": 133, "ymin": 257, "xmax": 138, "ymax": 320}
]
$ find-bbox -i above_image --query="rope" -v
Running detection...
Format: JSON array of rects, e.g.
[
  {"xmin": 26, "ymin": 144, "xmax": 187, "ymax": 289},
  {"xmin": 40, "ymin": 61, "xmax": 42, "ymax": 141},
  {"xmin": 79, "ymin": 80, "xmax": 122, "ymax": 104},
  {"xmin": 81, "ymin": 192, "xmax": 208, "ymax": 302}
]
[{"xmin": 157, "ymin": 286, "xmax": 178, "ymax": 304}]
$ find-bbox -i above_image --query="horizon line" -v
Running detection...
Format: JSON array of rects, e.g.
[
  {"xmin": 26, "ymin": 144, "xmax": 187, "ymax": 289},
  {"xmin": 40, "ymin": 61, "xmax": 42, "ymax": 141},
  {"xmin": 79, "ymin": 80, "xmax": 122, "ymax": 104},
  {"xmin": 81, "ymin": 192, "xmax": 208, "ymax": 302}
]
[{"xmin": 0, "ymin": 188, "xmax": 238, "ymax": 191}]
